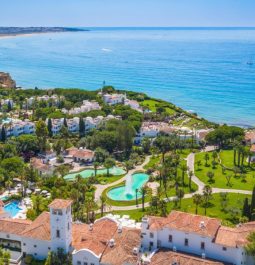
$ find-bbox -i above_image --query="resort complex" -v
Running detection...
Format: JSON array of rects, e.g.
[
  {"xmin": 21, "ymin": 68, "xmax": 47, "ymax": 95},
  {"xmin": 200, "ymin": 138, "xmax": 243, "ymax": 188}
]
[{"xmin": 0, "ymin": 84, "xmax": 255, "ymax": 265}]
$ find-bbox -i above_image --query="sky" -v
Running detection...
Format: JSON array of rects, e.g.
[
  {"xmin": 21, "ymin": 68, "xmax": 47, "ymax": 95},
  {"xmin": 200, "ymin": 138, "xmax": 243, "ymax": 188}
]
[{"xmin": 1, "ymin": 0, "xmax": 255, "ymax": 27}]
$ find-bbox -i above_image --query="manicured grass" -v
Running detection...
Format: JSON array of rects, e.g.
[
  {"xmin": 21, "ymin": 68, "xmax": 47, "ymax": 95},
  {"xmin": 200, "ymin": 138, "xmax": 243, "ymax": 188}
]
[
  {"xmin": 144, "ymin": 155, "xmax": 161, "ymax": 170},
  {"xmin": 111, "ymin": 193, "xmax": 251, "ymax": 225},
  {"xmin": 140, "ymin": 99, "xmax": 176, "ymax": 115},
  {"xmin": 195, "ymin": 150, "xmax": 255, "ymax": 190},
  {"xmin": 97, "ymin": 174, "xmax": 124, "ymax": 185}
]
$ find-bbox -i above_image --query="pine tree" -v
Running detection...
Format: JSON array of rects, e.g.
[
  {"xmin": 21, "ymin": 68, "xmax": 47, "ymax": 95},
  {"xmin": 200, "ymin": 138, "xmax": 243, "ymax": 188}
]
[
  {"xmin": 242, "ymin": 197, "xmax": 251, "ymax": 220},
  {"xmin": 47, "ymin": 118, "xmax": 53, "ymax": 137},
  {"xmin": 79, "ymin": 117, "xmax": 85, "ymax": 137},
  {"xmin": 250, "ymin": 186, "xmax": 255, "ymax": 220},
  {"xmin": 1, "ymin": 126, "xmax": 6, "ymax": 142}
]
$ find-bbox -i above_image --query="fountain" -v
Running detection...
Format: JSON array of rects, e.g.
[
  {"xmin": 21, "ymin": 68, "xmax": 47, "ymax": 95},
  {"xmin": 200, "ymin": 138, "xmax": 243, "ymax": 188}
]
[{"xmin": 125, "ymin": 174, "xmax": 133, "ymax": 198}]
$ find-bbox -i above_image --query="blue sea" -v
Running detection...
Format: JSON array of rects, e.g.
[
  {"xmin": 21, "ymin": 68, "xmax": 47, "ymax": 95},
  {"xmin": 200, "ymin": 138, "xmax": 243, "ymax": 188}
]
[{"xmin": 0, "ymin": 27, "xmax": 255, "ymax": 126}]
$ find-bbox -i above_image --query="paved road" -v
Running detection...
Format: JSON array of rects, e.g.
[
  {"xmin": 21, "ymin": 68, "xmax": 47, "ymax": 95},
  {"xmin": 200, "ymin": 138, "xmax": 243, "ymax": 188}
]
[
  {"xmin": 94, "ymin": 156, "xmax": 151, "ymax": 201},
  {"xmin": 104, "ymin": 148, "xmax": 252, "ymax": 212}
]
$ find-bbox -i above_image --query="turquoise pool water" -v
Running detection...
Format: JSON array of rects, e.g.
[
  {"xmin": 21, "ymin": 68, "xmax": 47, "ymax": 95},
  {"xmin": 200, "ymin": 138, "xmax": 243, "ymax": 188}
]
[
  {"xmin": 64, "ymin": 166, "xmax": 126, "ymax": 181},
  {"xmin": 107, "ymin": 173, "xmax": 149, "ymax": 201},
  {"xmin": 4, "ymin": 201, "xmax": 22, "ymax": 217}
]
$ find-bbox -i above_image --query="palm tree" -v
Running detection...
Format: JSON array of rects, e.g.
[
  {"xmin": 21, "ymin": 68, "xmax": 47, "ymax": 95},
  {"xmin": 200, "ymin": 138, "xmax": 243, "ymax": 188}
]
[
  {"xmin": 188, "ymin": 170, "xmax": 193, "ymax": 191},
  {"xmin": 140, "ymin": 187, "xmax": 147, "ymax": 212},
  {"xmin": 176, "ymin": 189, "xmax": 184, "ymax": 207},
  {"xmin": 135, "ymin": 188, "xmax": 139, "ymax": 206},
  {"xmin": 180, "ymin": 164, "xmax": 187, "ymax": 187},
  {"xmin": 203, "ymin": 185, "xmax": 212, "ymax": 216},
  {"xmin": 193, "ymin": 194, "xmax": 202, "ymax": 214},
  {"xmin": 204, "ymin": 153, "xmax": 210, "ymax": 167},
  {"xmin": 100, "ymin": 196, "xmax": 106, "ymax": 217},
  {"xmin": 104, "ymin": 157, "xmax": 115, "ymax": 177},
  {"xmin": 93, "ymin": 162, "xmax": 100, "ymax": 177}
]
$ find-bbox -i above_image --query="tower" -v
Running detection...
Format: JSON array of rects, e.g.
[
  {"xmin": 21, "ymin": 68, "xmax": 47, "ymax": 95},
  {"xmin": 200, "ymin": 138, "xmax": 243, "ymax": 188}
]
[{"xmin": 49, "ymin": 199, "xmax": 72, "ymax": 253}]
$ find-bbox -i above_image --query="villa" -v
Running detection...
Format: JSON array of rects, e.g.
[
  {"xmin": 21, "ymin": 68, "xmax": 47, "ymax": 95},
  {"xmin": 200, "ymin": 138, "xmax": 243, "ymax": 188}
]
[
  {"xmin": 30, "ymin": 157, "xmax": 55, "ymax": 177},
  {"xmin": 25, "ymin": 94, "xmax": 65, "ymax": 108},
  {"xmin": 62, "ymin": 100, "xmax": 101, "ymax": 115},
  {"xmin": 124, "ymin": 98, "xmax": 143, "ymax": 112},
  {"xmin": 0, "ymin": 199, "xmax": 141, "ymax": 265},
  {"xmin": 245, "ymin": 131, "xmax": 255, "ymax": 145},
  {"xmin": 103, "ymin": 93, "xmax": 126, "ymax": 105},
  {"xmin": 47, "ymin": 115, "xmax": 120, "ymax": 136},
  {"xmin": 141, "ymin": 211, "xmax": 255, "ymax": 265},
  {"xmin": 65, "ymin": 147, "xmax": 95, "ymax": 164},
  {"xmin": 0, "ymin": 119, "xmax": 35, "ymax": 138},
  {"xmin": 1, "ymin": 200, "xmax": 254, "ymax": 264}
]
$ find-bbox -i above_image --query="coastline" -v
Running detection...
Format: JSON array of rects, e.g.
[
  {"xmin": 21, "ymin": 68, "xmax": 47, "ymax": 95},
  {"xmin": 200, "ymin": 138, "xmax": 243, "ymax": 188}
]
[{"xmin": 0, "ymin": 31, "xmax": 79, "ymax": 39}]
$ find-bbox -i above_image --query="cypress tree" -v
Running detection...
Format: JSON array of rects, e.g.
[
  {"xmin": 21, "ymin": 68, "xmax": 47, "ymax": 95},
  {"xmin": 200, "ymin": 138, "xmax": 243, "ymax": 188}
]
[
  {"xmin": 250, "ymin": 186, "xmax": 255, "ymax": 220},
  {"xmin": 47, "ymin": 118, "xmax": 53, "ymax": 137},
  {"xmin": 242, "ymin": 197, "xmax": 251, "ymax": 220},
  {"xmin": 79, "ymin": 117, "xmax": 85, "ymax": 137},
  {"xmin": 63, "ymin": 118, "xmax": 68, "ymax": 128},
  {"xmin": 1, "ymin": 126, "xmax": 6, "ymax": 142},
  {"xmin": 7, "ymin": 101, "xmax": 12, "ymax": 112}
]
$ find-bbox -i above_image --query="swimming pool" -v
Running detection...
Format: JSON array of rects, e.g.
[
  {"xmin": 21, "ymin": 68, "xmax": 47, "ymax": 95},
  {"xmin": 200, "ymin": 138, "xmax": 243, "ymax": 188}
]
[
  {"xmin": 4, "ymin": 201, "xmax": 22, "ymax": 217},
  {"xmin": 64, "ymin": 166, "xmax": 126, "ymax": 181},
  {"xmin": 107, "ymin": 173, "xmax": 149, "ymax": 201}
]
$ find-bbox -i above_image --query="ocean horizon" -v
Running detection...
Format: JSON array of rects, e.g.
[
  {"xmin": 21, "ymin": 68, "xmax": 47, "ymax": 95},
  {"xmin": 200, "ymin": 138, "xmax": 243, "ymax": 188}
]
[{"xmin": 0, "ymin": 27, "xmax": 255, "ymax": 127}]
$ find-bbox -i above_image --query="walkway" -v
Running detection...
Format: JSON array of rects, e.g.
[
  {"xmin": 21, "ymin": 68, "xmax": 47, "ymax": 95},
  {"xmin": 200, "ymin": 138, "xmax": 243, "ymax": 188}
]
[
  {"xmin": 94, "ymin": 156, "xmax": 151, "ymax": 201},
  {"xmin": 104, "ymin": 147, "xmax": 252, "ymax": 212}
]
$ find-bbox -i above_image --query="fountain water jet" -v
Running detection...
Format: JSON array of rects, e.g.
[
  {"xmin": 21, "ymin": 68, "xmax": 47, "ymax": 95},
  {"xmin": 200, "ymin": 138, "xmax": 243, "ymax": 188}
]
[{"xmin": 125, "ymin": 174, "xmax": 133, "ymax": 197}]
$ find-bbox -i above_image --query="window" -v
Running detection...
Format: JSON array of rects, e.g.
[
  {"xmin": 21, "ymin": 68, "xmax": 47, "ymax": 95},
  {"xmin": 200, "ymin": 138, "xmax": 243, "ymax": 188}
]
[
  {"xmin": 150, "ymin": 232, "xmax": 154, "ymax": 238},
  {"xmin": 34, "ymin": 253, "xmax": 37, "ymax": 256},
  {"xmin": 150, "ymin": 242, "xmax": 153, "ymax": 247},
  {"xmin": 84, "ymin": 263, "xmax": 88, "ymax": 265},
  {"xmin": 201, "ymin": 242, "xmax": 205, "ymax": 250},
  {"xmin": 23, "ymin": 243, "xmax": 26, "ymax": 246},
  {"xmin": 223, "ymin": 247, "xmax": 227, "ymax": 251},
  {"xmin": 34, "ymin": 245, "xmax": 37, "ymax": 248},
  {"xmin": 169, "ymin": 235, "xmax": 172, "ymax": 242},
  {"xmin": 68, "ymin": 222, "xmax": 70, "ymax": 230},
  {"xmin": 48, "ymin": 247, "xmax": 51, "ymax": 250},
  {"xmin": 91, "ymin": 263, "xmax": 94, "ymax": 265},
  {"xmin": 184, "ymin": 238, "xmax": 189, "ymax": 246},
  {"xmin": 77, "ymin": 262, "xmax": 81, "ymax": 265},
  {"xmin": 56, "ymin": 230, "xmax": 60, "ymax": 238}
]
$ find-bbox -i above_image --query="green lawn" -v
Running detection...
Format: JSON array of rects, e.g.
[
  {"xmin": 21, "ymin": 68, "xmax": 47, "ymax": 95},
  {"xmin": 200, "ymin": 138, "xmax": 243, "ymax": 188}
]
[
  {"xmin": 140, "ymin": 99, "xmax": 176, "ymax": 115},
  {"xmin": 144, "ymin": 155, "xmax": 161, "ymax": 170},
  {"xmin": 195, "ymin": 150, "xmax": 255, "ymax": 190},
  {"xmin": 111, "ymin": 193, "xmax": 251, "ymax": 225},
  {"xmin": 97, "ymin": 174, "xmax": 124, "ymax": 185}
]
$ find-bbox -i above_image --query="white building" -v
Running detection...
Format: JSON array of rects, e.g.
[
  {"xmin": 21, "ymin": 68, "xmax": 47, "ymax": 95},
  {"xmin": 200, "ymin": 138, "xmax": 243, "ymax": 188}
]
[
  {"xmin": 25, "ymin": 95, "xmax": 64, "ymax": 108},
  {"xmin": 0, "ymin": 199, "xmax": 141, "ymax": 265},
  {"xmin": 62, "ymin": 100, "xmax": 101, "ymax": 115},
  {"xmin": 103, "ymin": 93, "xmax": 126, "ymax": 105},
  {"xmin": 0, "ymin": 119, "xmax": 35, "ymax": 138},
  {"xmin": 141, "ymin": 211, "xmax": 255, "ymax": 265},
  {"xmin": 124, "ymin": 98, "xmax": 142, "ymax": 112}
]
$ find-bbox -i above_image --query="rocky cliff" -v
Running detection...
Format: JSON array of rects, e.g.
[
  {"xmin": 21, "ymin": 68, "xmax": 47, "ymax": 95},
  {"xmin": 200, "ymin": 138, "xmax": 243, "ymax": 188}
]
[{"xmin": 0, "ymin": 72, "xmax": 16, "ymax": 89}]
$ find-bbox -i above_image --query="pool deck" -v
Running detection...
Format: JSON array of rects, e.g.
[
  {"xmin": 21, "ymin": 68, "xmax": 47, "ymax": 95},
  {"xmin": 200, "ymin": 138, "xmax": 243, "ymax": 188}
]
[{"xmin": 94, "ymin": 155, "xmax": 151, "ymax": 201}]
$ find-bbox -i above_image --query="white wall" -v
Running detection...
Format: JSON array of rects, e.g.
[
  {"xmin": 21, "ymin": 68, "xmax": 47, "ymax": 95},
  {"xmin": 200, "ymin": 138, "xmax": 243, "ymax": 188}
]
[
  {"xmin": 72, "ymin": 249, "xmax": 100, "ymax": 265},
  {"xmin": 22, "ymin": 238, "xmax": 51, "ymax": 260},
  {"xmin": 141, "ymin": 222, "xmax": 248, "ymax": 265}
]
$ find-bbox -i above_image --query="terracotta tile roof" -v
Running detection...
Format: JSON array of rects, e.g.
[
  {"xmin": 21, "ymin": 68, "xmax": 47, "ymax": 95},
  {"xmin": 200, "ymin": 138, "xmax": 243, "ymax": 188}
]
[
  {"xmin": 72, "ymin": 218, "xmax": 117, "ymax": 256},
  {"xmin": 250, "ymin": 144, "xmax": 255, "ymax": 152},
  {"xmin": 100, "ymin": 227, "xmax": 140, "ymax": 265},
  {"xmin": 22, "ymin": 212, "xmax": 51, "ymax": 241},
  {"xmin": 0, "ymin": 218, "xmax": 32, "ymax": 235},
  {"xmin": 245, "ymin": 131, "xmax": 255, "ymax": 141},
  {"xmin": 72, "ymin": 149, "xmax": 94, "ymax": 160},
  {"xmin": 48, "ymin": 199, "xmax": 72, "ymax": 209},
  {"xmin": 0, "ymin": 200, "xmax": 4, "ymax": 207},
  {"xmin": 150, "ymin": 249, "xmax": 225, "ymax": 265},
  {"xmin": 30, "ymin": 158, "xmax": 52, "ymax": 172},
  {"xmin": 215, "ymin": 222, "xmax": 255, "ymax": 247},
  {"xmin": 149, "ymin": 211, "xmax": 221, "ymax": 238}
]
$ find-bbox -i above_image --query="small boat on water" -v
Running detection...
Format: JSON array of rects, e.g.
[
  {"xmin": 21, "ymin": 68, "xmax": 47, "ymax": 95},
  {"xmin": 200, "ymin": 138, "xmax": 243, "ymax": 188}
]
[{"xmin": 247, "ymin": 57, "xmax": 253, "ymax": 65}]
